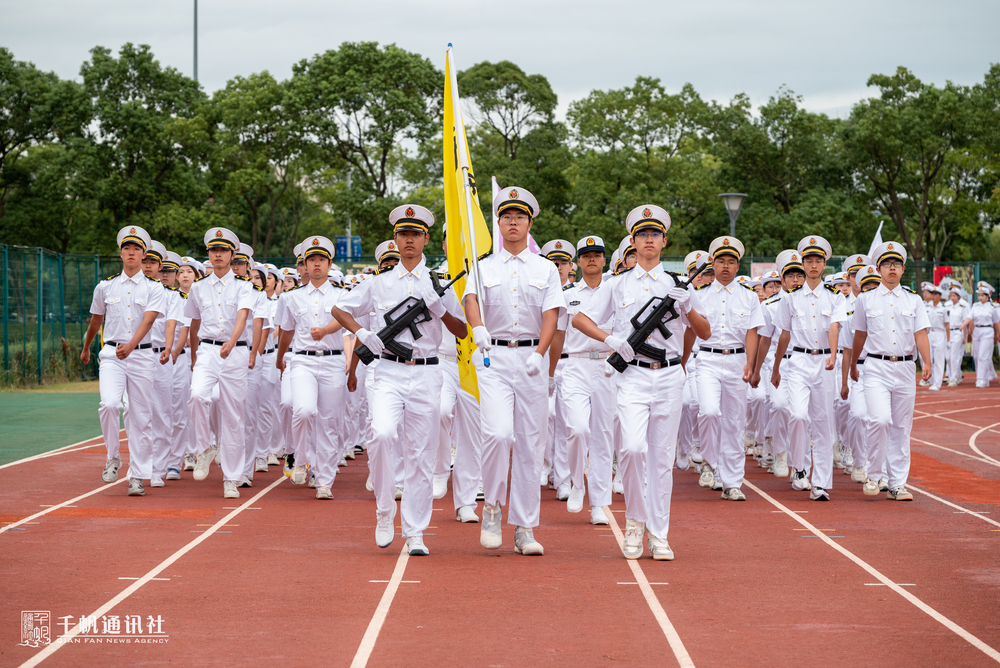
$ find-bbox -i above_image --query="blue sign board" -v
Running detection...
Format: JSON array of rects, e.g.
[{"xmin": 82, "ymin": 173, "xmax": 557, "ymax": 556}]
[{"xmin": 335, "ymin": 236, "xmax": 363, "ymax": 259}]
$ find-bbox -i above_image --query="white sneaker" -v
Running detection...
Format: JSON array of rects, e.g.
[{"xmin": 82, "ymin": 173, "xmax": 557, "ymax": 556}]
[
  {"xmin": 919, "ymin": 379, "xmax": 930, "ymax": 386},
  {"xmin": 267, "ymin": 453, "xmax": 280, "ymax": 466},
  {"xmin": 928, "ymin": 385, "xmax": 940, "ymax": 391},
  {"xmin": 432, "ymin": 476, "xmax": 449, "ymax": 500},
  {"xmin": 791, "ymin": 470, "xmax": 811, "ymax": 491},
  {"xmin": 102, "ymin": 455, "xmax": 122, "ymax": 483},
  {"xmin": 308, "ymin": 472, "xmax": 316, "ymax": 488},
  {"xmin": 165, "ymin": 468, "xmax": 181, "ymax": 481},
  {"xmin": 622, "ymin": 519, "xmax": 645, "ymax": 559},
  {"xmin": 344, "ymin": 449, "xmax": 356, "ymax": 460},
  {"xmin": 291, "ymin": 465, "xmax": 308, "ymax": 485},
  {"xmin": 223, "ymin": 480, "xmax": 239, "ymax": 499},
  {"xmin": 567, "ymin": 488, "xmax": 585, "ymax": 513},
  {"xmin": 773, "ymin": 451, "xmax": 789, "ymax": 478},
  {"xmin": 852, "ymin": 466, "xmax": 867, "ymax": 483},
  {"xmin": 394, "ymin": 486, "xmax": 404, "ymax": 500},
  {"xmin": 476, "ymin": 486, "xmax": 485, "ymax": 501},
  {"xmin": 711, "ymin": 473, "xmax": 724, "ymax": 491},
  {"xmin": 150, "ymin": 476, "xmax": 165, "ymax": 488},
  {"xmin": 365, "ymin": 475, "xmax": 374, "ymax": 492},
  {"xmin": 556, "ymin": 481, "xmax": 570, "ymax": 501},
  {"xmin": 376, "ymin": 508, "xmax": 395, "ymax": 548},
  {"xmin": 863, "ymin": 478, "xmax": 880, "ymax": 496},
  {"xmin": 338, "ymin": 458, "xmax": 347, "ymax": 467},
  {"xmin": 254, "ymin": 457, "xmax": 268, "ymax": 472},
  {"xmin": 315, "ymin": 486, "xmax": 333, "ymax": 500},
  {"xmin": 690, "ymin": 445, "xmax": 704, "ymax": 464},
  {"xmin": 947, "ymin": 381, "xmax": 959, "ymax": 387},
  {"xmin": 456, "ymin": 506, "xmax": 479, "ymax": 523},
  {"xmin": 481, "ymin": 505, "xmax": 503, "ymax": 549},
  {"xmin": 698, "ymin": 463, "xmax": 715, "ymax": 488},
  {"xmin": 590, "ymin": 507, "xmax": 609, "ymax": 525},
  {"xmin": 887, "ymin": 487, "xmax": 913, "ymax": 501},
  {"xmin": 514, "ymin": 526, "xmax": 544, "ymax": 555},
  {"xmin": 647, "ymin": 533, "xmax": 674, "ymax": 561},
  {"xmin": 809, "ymin": 486, "xmax": 830, "ymax": 501},
  {"xmin": 721, "ymin": 487, "xmax": 746, "ymax": 501},
  {"xmin": 612, "ymin": 476, "xmax": 625, "ymax": 495},
  {"xmin": 182, "ymin": 454, "xmax": 196, "ymax": 471},
  {"xmin": 754, "ymin": 443, "xmax": 763, "ymax": 458},
  {"xmin": 193, "ymin": 449, "xmax": 213, "ymax": 481},
  {"xmin": 539, "ymin": 463, "xmax": 552, "ymax": 487},
  {"xmin": 832, "ymin": 440, "xmax": 843, "ymax": 466},
  {"xmin": 239, "ymin": 475, "xmax": 253, "ymax": 488},
  {"xmin": 406, "ymin": 536, "xmax": 429, "ymax": 556},
  {"xmin": 127, "ymin": 478, "xmax": 144, "ymax": 496},
  {"xmin": 675, "ymin": 451, "xmax": 690, "ymax": 470},
  {"xmin": 214, "ymin": 450, "xmax": 221, "ymax": 466}
]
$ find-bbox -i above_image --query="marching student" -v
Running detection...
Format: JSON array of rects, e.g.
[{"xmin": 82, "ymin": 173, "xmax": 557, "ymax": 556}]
[
  {"xmin": 151, "ymin": 248, "xmax": 186, "ymax": 485},
  {"xmin": 230, "ymin": 243, "xmax": 267, "ymax": 488},
  {"xmin": 464, "ymin": 187, "xmax": 564, "ymax": 556},
  {"xmin": 676, "ymin": 251, "xmax": 713, "ymax": 471},
  {"xmin": 837, "ymin": 253, "xmax": 870, "ymax": 481},
  {"xmin": 256, "ymin": 263, "xmax": 283, "ymax": 469},
  {"xmin": 924, "ymin": 285, "xmax": 949, "ymax": 391},
  {"xmin": 274, "ymin": 236, "xmax": 346, "ymax": 500},
  {"xmin": 851, "ymin": 242, "xmax": 932, "ymax": 500},
  {"xmin": 558, "ymin": 236, "xmax": 615, "ymax": 524},
  {"xmin": 695, "ymin": 236, "xmax": 763, "ymax": 501},
  {"xmin": 770, "ymin": 236, "xmax": 841, "ymax": 501},
  {"xmin": 574, "ymin": 204, "xmax": 710, "ymax": 560},
  {"xmin": 335, "ymin": 205, "xmax": 467, "ymax": 556},
  {"xmin": 539, "ymin": 238, "xmax": 574, "ymax": 499},
  {"xmin": 963, "ymin": 284, "xmax": 999, "ymax": 388},
  {"xmin": 170, "ymin": 256, "xmax": 199, "ymax": 475},
  {"xmin": 945, "ymin": 287, "xmax": 970, "ymax": 386},
  {"xmin": 185, "ymin": 228, "xmax": 257, "ymax": 499},
  {"xmin": 80, "ymin": 226, "xmax": 166, "ymax": 496}
]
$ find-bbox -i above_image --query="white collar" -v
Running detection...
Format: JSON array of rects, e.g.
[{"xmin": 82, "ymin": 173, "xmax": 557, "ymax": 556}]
[
  {"xmin": 500, "ymin": 247, "xmax": 531, "ymax": 263},
  {"xmin": 211, "ymin": 270, "xmax": 235, "ymax": 284},
  {"xmin": 632, "ymin": 263, "xmax": 663, "ymax": 281}
]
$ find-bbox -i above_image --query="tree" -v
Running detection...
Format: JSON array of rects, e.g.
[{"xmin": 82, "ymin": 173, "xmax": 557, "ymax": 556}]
[{"xmin": 288, "ymin": 42, "xmax": 441, "ymax": 250}]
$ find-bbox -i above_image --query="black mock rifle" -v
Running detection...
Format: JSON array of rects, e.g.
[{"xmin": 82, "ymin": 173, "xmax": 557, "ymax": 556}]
[
  {"xmin": 606, "ymin": 256, "xmax": 711, "ymax": 373},
  {"xmin": 354, "ymin": 269, "xmax": 467, "ymax": 365}
]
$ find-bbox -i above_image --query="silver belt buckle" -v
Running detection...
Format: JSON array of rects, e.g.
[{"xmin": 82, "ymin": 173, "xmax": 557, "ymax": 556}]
[
  {"xmin": 722, "ymin": 348, "xmax": 730, "ymax": 355},
  {"xmin": 405, "ymin": 359, "xmax": 416, "ymax": 365},
  {"xmin": 508, "ymin": 340, "xmax": 518, "ymax": 348},
  {"xmin": 589, "ymin": 351, "xmax": 601, "ymax": 359},
  {"xmin": 650, "ymin": 362, "xmax": 661, "ymax": 369},
  {"xmin": 810, "ymin": 349, "xmax": 820, "ymax": 355},
  {"xmin": 889, "ymin": 355, "xmax": 898, "ymax": 362}
]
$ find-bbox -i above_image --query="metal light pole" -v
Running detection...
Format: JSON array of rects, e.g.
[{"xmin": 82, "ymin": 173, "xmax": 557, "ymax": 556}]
[
  {"xmin": 193, "ymin": 0, "xmax": 198, "ymax": 81},
  {"xmin": 345, "ymin": 172, "xmax": 352, "ymax": 262},
  {"xmin": 718, "ymin": 193, "xmax": 747, "ymax": 237}
]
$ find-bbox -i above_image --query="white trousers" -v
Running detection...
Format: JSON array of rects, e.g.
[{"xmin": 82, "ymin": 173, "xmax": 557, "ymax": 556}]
[
  {"xmin": 765, "ymin": 358, "xmax": 789, "ymax": 456},
  {"xmin": 278, "ymin": 356, "xmax": 294, "ymax": 457},
  {"xmin": 863, "ymin": 357, "xmax": 915, "ymax": 488},
  {"xmin": 617, "ymin": 364, "xmax": 684, "ymax": 541},
  {"xmin": 476, "ymin": 346, "xmax": 547, "ymax": 528},
  {"xmin": 561, "ymin": 357, "xmax": 615, "ymax": 508},
  {"xmin": 697, "ymin": 351, "xmax": 749, "ymax": 490},
  {"xmin": 289, "ymin": 353, "xmax": 346, "ymax": 488},
  {"xmin": 946, "ymin": 331, "xmax": 964, "ymax": 383},
  {"xmin": 98, "ymin": 345, "xmax": 155, "ymax": 480},
  {"xmin": 150, "ymin": 356, "xmax": 174, "ymax": 478},
  {"xmin": 257, "ymin": 351, "xmax": 279, "ymax": 458},
  {"xmin": 367, "ymin": 360, "xmax": 442, "ymax": 538},
  {"xmin": 973, "ymin": 328, "xmax": 996, "ymax": 386},
  {"xmin": 440, "ymin": 360, "xmax": 483, "ymax": 510},
  {"xmin": 168, "ymin": 352, "xmax": 193, "ymax": 470},
  {"xmin": 242, "ymin": 359, "xmax": 263, "ymax": 477},
  {"xmin": 676, "ymin": 356, "xmax": 699, "ymax": 460},
  {"xmin": 846, "ymin": 366, "xmax": 875, "ymax": 470},
  {"xmin": 928, "ymin": 330, "xmax": 947, "ymax": 390},
  {"xmin": 546, "ymin": 363, "xmax": 569, "ymax": 487},
  {"xmin": 189, "ymin": 344, "xmax": 248, "ymax": 482},
  {"xmin": 783, "ymin": 352, "xmax": 835, "ymax": 489}
]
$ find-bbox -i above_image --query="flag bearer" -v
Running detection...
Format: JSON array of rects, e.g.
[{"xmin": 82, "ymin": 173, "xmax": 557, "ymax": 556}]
[
  {"xmin": 81, "ymin": 226, "xmax": 166, "ymax": 496},
  {"xmin": 463, "ymin": 187, "xmax": 564, "ymax": 556}
]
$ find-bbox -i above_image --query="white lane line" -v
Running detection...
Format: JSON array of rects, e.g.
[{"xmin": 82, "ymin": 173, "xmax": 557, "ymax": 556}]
[
  {"xmin": 908, "ymin": 485, "xmax": 1000, "ymax": 529},
  {"xmin": 18, "ymin": 476, "xmax": 286, "ymax": 667},
  {"xmin": 0, "ymin": 480, "xmax": 126, "ymax": 534},
  {"xmin": 915, "ymin": 412, "xmax": 1000, "ymax": 444},
  {"xmin": 350, "ymin": 546, "xmax": 410, "ymax": 668},
  {"xmin": 618, "ymin": 581, "xmax": 669, "ymax": 585},
  {"xmin": 743, "ymin": 480, "xmax": 1000, "ymax": 664},
  {"xmin": 865, "ymin": 583, "xmax": 915, "ymax": 586},
  {"xmin": 913, "ymin": 406, "xmax": 993, "ymax": 420},
  {"xmin": 604, "ymin": 505, "xmax": 695, "ymax": 668},
  {"xmin": 0, "ymin": 431, "xmax": 119, "ymax": 470},
  {"xmin": 911, "ymin": 437, "xmax": 999, "ymax": 467},
  {"xmin": 914, "ymin": 398, "xmax": 993, "ymax": 408},
  {"xmin": 968, "ymin": 421, "xmax": 1000, "ymax": 465}
]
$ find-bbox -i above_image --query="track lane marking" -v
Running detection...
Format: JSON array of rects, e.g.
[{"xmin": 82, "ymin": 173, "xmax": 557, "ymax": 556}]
[
  {"xmin": 908, "ymin": 484, "xmax": 1000, "ymax": 529},
  {"xmin": 0, "ymin": 431, "xmax": 123, "ymax": 470},
  {"xmin": 910, "ymin": 437, "xmax": 998, "ymax": 467},
  {"xmin": 350, "ymin": 545, "xmax": 410, "ymax": 668},
  {"xmin": 604, "ymin": 505, "xmax": 695, "ymax": 668},
  {"xmin": 18, "ymin": 476, "xmax": 286, "ymax": 667},
  {"xmin": 743, "ymin": 480, "xmax": 1000, "ymax": 663},
  {"xmin": 0, "ymin": 480, "xmax": 127, "ymax": 534},
  {"xmin": 968, "ymin": 421, "xmax": 1000, "ymax": 465}
]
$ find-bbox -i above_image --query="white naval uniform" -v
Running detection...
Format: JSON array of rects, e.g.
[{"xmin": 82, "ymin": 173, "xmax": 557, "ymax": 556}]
[
  {"xmin": 852, "ymin": 285, "xmax": 930, "ymax": 488},
  {"xmin": 696, "ymin": 279, "xmax": 764, "ymax": 490},
  {"xmin": 581, "ymin": 264, "xmax": 697, "ymax": 542},
  {"xmin": 274, "ymin": 289, "xmax": 297, "ymax": 460},
  {"xmin": 465, "ymin": 247, "xmax": 564, "ymax": 529},
  {"xmin": 279, "ymin": 281, "xmax": 347, "ymax": 489},
  {"xmin": 185, "ymin": 270, "xmax": 257, "ymax": 482},
  {"xmin": 773, "ymin": 282, "xmax": 842, "ymax": 490},
  {"xmin": 256, "ymin": 296, "xmax": 280, "ymax": 461},
  {"xmin": 560, "ymin": 279, "xmax": 615, "ymax": 509},
  {"xmin": 90, "ymin": 271, "xmax": 166, "ymax": 481},
  {"xmin": 149, "ymin": 285, "xmax": 184, "ymax": 479},
  {"xmin": 945, "ymin": 299, "xmax": 969, "ymax": 383},
  {"xmin": 341, "ymin": 260, "xmax": 464, "ymax": 538},
  {"xmin": 967, "ymin": 301, "xmax": 999, "ymax": 387},
  {"xmin": 242, "ymin": 286, "xmax": 269, "ymax": 479},
  {"xmin": 758, "ymin": 293, "xmax": 789, "ymax": 461},
  {"xmin": 925, "ymin": 299, "xmax": 949, "ymax": 390},
  {"xmin": 168, "ymin": 293, "xmax": 193, "ymax": 471},
  {"xmin": 831, "ymin": 292, "xmax": 853, "ymax": 458}
]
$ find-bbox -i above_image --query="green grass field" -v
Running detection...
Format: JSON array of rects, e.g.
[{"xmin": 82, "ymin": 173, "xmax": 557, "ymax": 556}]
[{"xmin": 0, "ymin": 381, "xmax": 102, "ymax": 465}]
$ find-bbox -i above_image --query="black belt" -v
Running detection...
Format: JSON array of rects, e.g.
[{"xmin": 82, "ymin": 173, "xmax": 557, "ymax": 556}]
[
  {"xmin": 700, "ymin": 346, "xmax": 746, "ymax": 355},
  {"xmin": 179, "ymin": 349, "xmax": 187, "ymax": 355},
  {"xmin": 381, "ymin": 353, "xmax": 439, "ymax": 365},
  {"xmin": 976, "ymin": 325, "xmax": 993, "ymax": 328},
  {"xmin": 153, "ymin": 346, "xmax": 166, "ymax": 353},
  {"xmin": 263, "ymin": 348, "xmax": 275, "ymax": 354},
  {"xmin": 560, "ymin": 353, "xmax": 568, "ymax": 359},
  {"xmin": 105, "ymin": 341, "xmax": 152, "ymax": 350},
  {"xmin": 201, "ymin": 339, "xmax": 247, "ymax": 347},
  {"xmin": 491, "ymin": 338, "xmax": 540, "ymax": 348},
  {"xmin": 627, "ymin": 357, "xmax": 682, "ymax": 370},
  {"xmin": 857, "ymin": 358, "xmax": 865, "ymax": 365},
  {"xmin": 792, "ymin": 346, "xmax": 831, "ymax": 355},
  {"xmin": 866, "ymin": 354, "xmax": 913, "ymax": 362},
  {"xmin": 782, "ymin": 354, "xmax": 791, "ymax": 359},
  {"xmin": 295, "ymin": 350, "xmax": 342, "ymax": 356},
  {"xmin": 951, "ymin": 328, "xmax": 961, "ymax": 331}
]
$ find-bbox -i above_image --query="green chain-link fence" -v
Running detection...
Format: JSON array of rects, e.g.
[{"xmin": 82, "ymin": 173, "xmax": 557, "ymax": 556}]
[{"xmin": 3, "ymin": 243, "xmax": 998, "ymax": 387}]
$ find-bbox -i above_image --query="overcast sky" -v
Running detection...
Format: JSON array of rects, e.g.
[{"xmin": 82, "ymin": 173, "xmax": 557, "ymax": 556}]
[{"xmin": 3, "ymin": 0, "xmax": 998, "ymax": 119}]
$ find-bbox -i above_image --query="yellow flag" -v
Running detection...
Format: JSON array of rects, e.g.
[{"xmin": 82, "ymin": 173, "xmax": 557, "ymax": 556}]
[{"xmin": 444, "ymin": 49, "xmax": 492, "ymax": 401}]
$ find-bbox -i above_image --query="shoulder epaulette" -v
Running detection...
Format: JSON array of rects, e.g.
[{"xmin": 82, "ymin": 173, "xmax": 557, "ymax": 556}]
[
  {"xmin": 478, "ymin": 249, "xmax": 492, "ymax": 261},
  {"xmin": 165, "ymin": 285, "xmax": 179, "ymax": 292},
  {"xmin": 694, "ymin": 282, "xmax": 711, "ymax": 290},
  {"xmin": 146, "ymin": 275, "xmax": 160, "ymax": 283},
  {"xmin": 612, "ymin": 266, "xmax": 633, "ymax": 277},
  {"xmin": 105, "ymin": 272, "xmax": 121, "ymax": 281},
  {"xmin": 846, "ymin": 309, "xmax": 854, "ymax": 316},
  {"xmin": 252, "ymin": 284, "xmax": 263, "ymax": 291},
  {"xmin": 195, "ymin": 274, "xmax": 210, "ymax": 282},
  {"xmin": 562, "ymin": 282, "xmax": 575, "ymax": 291},
  {"xmin": 283, "ymin": 284, "xmax": 300, "ymax": 293},
  {"xmin": 823, "ymin": 284, "xmax": 839, "ymax": 294},
  {"xmin": 787, "ymin": 285, "xmax": 803, "ymax": 293},
  {"xmin": 433, "ymin": 271, "xmax": 450, "ymax": 282},
  {"xmin": 902, "ymin": 286, "xmax": 916, "ymax": 294},
  {"xmin": 235, "ymin": 274, "xmax": 250, "ymax": 281},
  {"xmin": 665, "ymin": 270, "xmax": 684, "ymax": 281},
  {"xmin": 764, "ymin": 295, "xmax": 781, "ymax": 304},
  {"xmin": 373, "ymin": 266, "xmax": 390, "ymax": 276},
  {"xmin": 740, "ymin": 282, "xmax": 756, "ymax": 292}
]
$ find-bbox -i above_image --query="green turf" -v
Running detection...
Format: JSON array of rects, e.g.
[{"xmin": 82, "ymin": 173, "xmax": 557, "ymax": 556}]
[{"xmin": 0, "ymin": 392, "xmax": 104, "ymax": 465}]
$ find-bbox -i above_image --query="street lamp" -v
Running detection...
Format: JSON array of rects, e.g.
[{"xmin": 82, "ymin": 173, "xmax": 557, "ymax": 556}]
[{"xmin": 718, "ymin": 193, "xmax": 747, "ymax": 237}]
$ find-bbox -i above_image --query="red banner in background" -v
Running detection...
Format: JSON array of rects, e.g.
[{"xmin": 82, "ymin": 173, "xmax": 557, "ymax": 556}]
[{"xmin": 934, "ymin": 266, "xmax": 953, "ymax": 285}]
